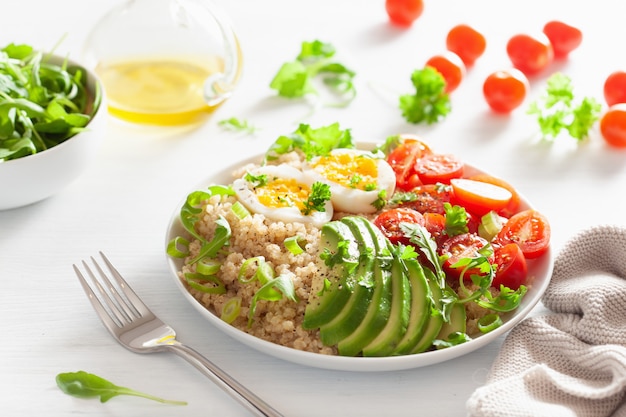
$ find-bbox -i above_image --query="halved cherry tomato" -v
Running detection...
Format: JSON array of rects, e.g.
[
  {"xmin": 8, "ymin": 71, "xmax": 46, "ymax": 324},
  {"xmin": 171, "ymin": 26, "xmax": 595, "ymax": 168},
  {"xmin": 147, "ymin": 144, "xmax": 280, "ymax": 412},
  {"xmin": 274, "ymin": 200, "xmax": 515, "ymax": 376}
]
[
  {"xmin": 386, "ymin": 136, "xmax": 432, "ymax": 191},
  {"xmin": 385, "ymin": 0, "xmax": 424, "ymax": 27},
  {"xmin": 446, "ymin": 24, "xmax": 486, "ymax": 67},
  {"xmin": 423, "ymin": 212, "xmax": 446, "ymax": 246},
  {"xmin": 450, "ymin": 178, "xmax": 513, "ymax": 217},
  {"xmin": 542, "ymin": 20, "xmax": 582, "ymax": 59},
  {"xmin": 506, "ymin": 33, "xmax": 554, "ymax": 76},
  {"xmin": 425, "ymin": 52, "xmax": 466, "ymax": 94},
  {"xmin": 374, "ymin": 207, "xmax": 425, "ymax": 245},
  {"xmin": 468, "ymin": 174, "xmax": 521, "ymax": 217},
  {"xmin": 415, "ymin": 153, "xmax": 464, "ymax": 185},
  {"xmin": 492, "ymin": 243, "xmax": 527, "ymax": 290},
  {"xmin": 495, "ymin": 209, "xmax": 550, "ymax": 259},
  {"xmin": 600, "ymin": 104, "xmax": 626, "ymax": 149},
  {"xmin": 603, "ymin": 71, "xmax": 626, "ymax": 107},
  {"xmin": 440, "ymin": 233, "xmax": 493, "ymax": 281},
  {"xmin": 400, "ymin": 183, "xmax": 451, "ymax": 214},
  {"xmin": 482, "ymin": 69, "xmax": 529, "ymax": 114}
]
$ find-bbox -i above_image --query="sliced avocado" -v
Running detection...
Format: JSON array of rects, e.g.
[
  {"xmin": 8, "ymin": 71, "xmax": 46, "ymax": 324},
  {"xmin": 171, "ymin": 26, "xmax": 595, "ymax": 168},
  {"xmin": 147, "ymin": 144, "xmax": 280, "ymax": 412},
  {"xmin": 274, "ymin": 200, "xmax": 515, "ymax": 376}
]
[
  {"xmin": 362, "ymin": 256, "xmax": 412, "ymax": 357},
  {"xmin": 337, "ymin": 258, "xmax": 393, "ymax": 357},
  {"xmin": 436, "ymin": 301, "xmax": 466, "ymax": 342},
  {"xmin": 390, "ymin": 258, "xmax": 431, "ymax": 355},
  {"xmin": 303, "ymin": 221, "xmax": 359, "ymax": 329},
  {"xmin": 409, "ymin": 268, "xmax": 445, "ymax": 354}
]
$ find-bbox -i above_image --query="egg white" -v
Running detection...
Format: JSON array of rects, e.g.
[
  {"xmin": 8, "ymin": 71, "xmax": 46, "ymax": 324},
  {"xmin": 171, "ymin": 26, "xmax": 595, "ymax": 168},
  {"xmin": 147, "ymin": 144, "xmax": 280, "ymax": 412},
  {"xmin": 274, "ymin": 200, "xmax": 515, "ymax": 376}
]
[
  {"xmin": 233, "ymin": 164, "xmax": 333, "ymax": 228},
  {"xmin": 302, "ymin": 148, "xmax": 396, "ymax": 214}
]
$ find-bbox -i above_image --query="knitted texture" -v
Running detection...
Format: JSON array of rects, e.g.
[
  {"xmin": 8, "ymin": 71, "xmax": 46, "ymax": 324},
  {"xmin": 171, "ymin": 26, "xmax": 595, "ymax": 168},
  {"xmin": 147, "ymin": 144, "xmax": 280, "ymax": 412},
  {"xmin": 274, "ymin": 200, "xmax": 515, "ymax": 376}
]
[{"xmin": 466, "ymin": 225, "xmax": 626, "ymax": 417}]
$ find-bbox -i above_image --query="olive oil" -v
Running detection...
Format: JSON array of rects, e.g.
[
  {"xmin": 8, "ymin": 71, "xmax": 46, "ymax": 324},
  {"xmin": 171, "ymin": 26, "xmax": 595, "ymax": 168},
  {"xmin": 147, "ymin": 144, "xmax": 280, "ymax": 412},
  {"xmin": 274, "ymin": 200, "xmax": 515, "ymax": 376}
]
[{"xmin": 96, "ymin": 57, "xmax": 225, "ymax": 126}]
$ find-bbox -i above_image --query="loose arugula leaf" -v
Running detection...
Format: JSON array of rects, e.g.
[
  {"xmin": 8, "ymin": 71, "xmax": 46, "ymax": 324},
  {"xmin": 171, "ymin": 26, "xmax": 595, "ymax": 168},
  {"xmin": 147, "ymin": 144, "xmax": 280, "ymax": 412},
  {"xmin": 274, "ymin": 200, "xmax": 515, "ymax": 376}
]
[
  {"xmin": 218, "ymin": 117, "xmax": 259, "ymax": 134},
  {"xmin": 527, "ymin": 72, "xmax": 602, "ymax": 142},
  {"xmin": 399, "ymin": 67, "xmax": 451, "ymax": 125},
  {"xmin": 56, "ymin": 371, "xmax": 187, "ymax": 405},
  {"xmin": 264, "ymin": 122, "xmax": 354, "ymax": 162},
  {"xmin": 302, "ymin": 181, "xmax": 331, "ymax": 214},
  {"xmin": 400, "ymin": 222, "xmax": 446, "ymax": 287}
]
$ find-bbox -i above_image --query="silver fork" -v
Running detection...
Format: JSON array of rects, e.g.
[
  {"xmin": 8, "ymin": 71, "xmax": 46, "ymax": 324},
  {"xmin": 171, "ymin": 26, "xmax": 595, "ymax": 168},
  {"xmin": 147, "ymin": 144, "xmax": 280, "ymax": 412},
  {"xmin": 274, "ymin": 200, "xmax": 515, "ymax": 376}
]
[{"xmin": 73, "ymin": 251, "xmax": 283, "ymax": 417}]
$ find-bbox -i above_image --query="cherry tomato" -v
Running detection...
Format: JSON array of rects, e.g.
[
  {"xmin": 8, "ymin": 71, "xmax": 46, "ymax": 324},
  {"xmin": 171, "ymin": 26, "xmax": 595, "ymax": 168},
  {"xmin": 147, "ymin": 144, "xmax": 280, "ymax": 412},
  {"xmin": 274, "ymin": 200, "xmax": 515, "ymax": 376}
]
[
  {"xmin": 446, "ymin": 24, "xmax": 486, "ymax": 67},
  {"xmin": 482, "ymin": 69, "xmax": 529, "ymax": 114},
  {"xmin": 495, "ymin": 209, "xmax": 550, "ymax": 259},
  {"xmin": 603, "ymin": 71, "xmax": 626, "ymax": 107},
  {"xmin": 425, "ymin": 52, "xmax": 466, "ymax": 94},
  {"xmin": 450, "ymin": 178, "xmax": 513, "ymax": 217},
  {"xmin": 506, "ymin": 33, "xmax": 554, "ymax": 76},
  {"xmin": 415, "ymin": 153, "xmax": 464, "ymax": 185},
  {"xmin": 385, "ymin": 0, "xmax": 424, "ymax": 27},
  {"xmin": 440, "ymin": 233, "xmax": 493, "ymax": 280},
  {"xmin": 423, "ymin": 212, "xmax": 446, "ymax": 245},
  {"xmin": 374, "ymin": 207, "xmax": 425, "ymax": 245},
  {"xmin": 492, "ymin": 243, "xmax": 528, "ymax": 290},
  {"xmin": 401, "ymin": 183, "xmax": 451, "ymax": 214},
  {"xmin": 542, "ymin": 20, "xmax": 582, "ymax": 59},
  {"xmin": 600, "ymin": 104, "xmax": 626, "ymax": 149},
  {"xmin": 468, "ymin": 174, "xmax": 521, "ymax": 217},
  {"xmin": 386, "ymin": 136, "xmax": 432, "ymax": 191}
]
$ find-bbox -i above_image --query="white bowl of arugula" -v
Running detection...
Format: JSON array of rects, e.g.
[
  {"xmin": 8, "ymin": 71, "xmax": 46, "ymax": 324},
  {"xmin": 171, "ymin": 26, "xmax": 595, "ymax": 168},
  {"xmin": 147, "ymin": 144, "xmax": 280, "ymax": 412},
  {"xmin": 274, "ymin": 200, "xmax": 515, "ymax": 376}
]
[{"xmin": 0, "ymin": 43, "xmax": 105, "ymax": 210}]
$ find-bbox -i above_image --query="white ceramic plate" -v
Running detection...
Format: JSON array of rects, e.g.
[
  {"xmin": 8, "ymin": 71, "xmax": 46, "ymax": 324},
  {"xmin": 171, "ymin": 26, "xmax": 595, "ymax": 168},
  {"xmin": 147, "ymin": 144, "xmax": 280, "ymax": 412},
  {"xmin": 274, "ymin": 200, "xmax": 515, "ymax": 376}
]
[{"xmin": 164, "ymin": 147, "xmax": 554, "ymax": 372}]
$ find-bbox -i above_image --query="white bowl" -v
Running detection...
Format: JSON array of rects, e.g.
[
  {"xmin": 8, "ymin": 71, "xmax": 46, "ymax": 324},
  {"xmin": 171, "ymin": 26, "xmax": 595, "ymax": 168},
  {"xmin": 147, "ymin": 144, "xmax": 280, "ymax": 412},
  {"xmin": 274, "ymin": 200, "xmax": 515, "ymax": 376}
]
[{"xmin": 0, "ymin": 54, "xmax": 105, "ymax": 210}]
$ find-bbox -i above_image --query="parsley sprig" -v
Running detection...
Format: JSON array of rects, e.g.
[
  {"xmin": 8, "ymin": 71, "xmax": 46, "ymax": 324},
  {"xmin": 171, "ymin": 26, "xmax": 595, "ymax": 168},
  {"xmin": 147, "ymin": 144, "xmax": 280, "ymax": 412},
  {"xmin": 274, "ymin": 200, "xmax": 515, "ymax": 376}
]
[
  {"xmin": 302, "ymin": 181, "xmax": 331, "ymax": 215},
  {"xmin": 399, "ymin": 67, "xmax": 451, "ymax": 124}
]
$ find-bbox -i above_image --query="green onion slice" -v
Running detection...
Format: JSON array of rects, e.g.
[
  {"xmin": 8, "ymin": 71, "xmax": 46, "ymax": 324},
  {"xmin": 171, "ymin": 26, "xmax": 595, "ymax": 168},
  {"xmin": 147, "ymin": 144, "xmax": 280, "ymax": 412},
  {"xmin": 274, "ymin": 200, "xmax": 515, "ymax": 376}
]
[
  {"xmin": 184, "ymin": 272, "xmax": 226, "ymax": 294},
  {"xmin": 231, "ymin": 201, "xmax": 250, "ymax": 219},
  {"xmin": 197, "ymin": 258, "xmax": 221, "ymax": 275},
  {"xmin": 477, "ymin": 313, "xmax": 503, "ymax": 333},
  {"xmin": 284, "ymin": 235, "xmax": 306, "ymax": 255},
  {"xmin": 166, "ymin": 236, "xmax": 190, "ymax": 258},
  {"xmin": 221, "ymin": 297, "xmax": 242, "ymax": 324}
]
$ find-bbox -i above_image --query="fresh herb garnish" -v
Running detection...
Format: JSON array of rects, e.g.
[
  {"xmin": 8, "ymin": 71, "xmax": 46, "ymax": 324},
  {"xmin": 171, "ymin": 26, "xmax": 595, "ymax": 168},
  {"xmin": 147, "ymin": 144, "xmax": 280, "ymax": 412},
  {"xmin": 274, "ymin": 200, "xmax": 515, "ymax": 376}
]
[
  {"xmin": 527, "ymin": 72, "xmax": 602, "ymax": 142},
  {"xmin": 56, "ymin": 371, "xmax": 186, "ymax": 405},
  {"xmin": 218, "ymin": 117, "xmax": 259, "ymax": 134},
  {"xmin": 443, "ymin": 202, "xmax": 469, "ymax": 237},
  {"xmin": 264, "ymin": 122, "xmax": 354, "ymax": 162},
  {"xmin": 399, "ymin": 67, "xmax": 451, "ymax": 125},
  {"xmin": 270, "ymin": 40, "xmax": 356, "ymax": 107},
  {"xmin": 302, "ymin": 181, "xmax": 331, "ymax": 214},
  {"xmin": 244, "ymin": 171, "xmax": 268, "ymax": 187}
]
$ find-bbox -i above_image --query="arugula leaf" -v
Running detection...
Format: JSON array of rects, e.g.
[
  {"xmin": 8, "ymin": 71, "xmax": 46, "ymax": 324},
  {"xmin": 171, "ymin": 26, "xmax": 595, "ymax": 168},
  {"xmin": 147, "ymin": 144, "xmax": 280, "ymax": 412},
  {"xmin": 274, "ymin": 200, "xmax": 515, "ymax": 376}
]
[
  {"xmin": 56, "ymin": 371, "xmax": 186, "ymax": 405},
  {"xmin": 264, "ymin": 122, "xmax": 354, "ymax": 161},
  {"xmin": 527, "ymin": 72, "xmax": 602, "ymax": 142},
  {"xmin": 302, "ymin": 181, "xmax": 331, "ymax": 215},
  {"xmin": 399, "ymin": 67, "xmax": 451, "ymax": 124},
  {"xmin": 270, "ymin": 40, "xmax": 356, "ymax": 107}
]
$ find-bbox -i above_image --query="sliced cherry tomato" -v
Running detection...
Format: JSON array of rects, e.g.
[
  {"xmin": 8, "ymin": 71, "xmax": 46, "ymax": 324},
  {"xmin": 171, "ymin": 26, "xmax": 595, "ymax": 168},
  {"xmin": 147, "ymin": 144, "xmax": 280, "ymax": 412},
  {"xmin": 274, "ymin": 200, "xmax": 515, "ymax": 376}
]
[
  {"xmin": 386, "ymin": 136, "xmax": 432, "ymax": 191},
  {"xmin": 415, "ymin": 153, "xmax": 464, "ymax": 185},
  {"xmin": 542, "ymin": 20, "xmax": 582, "ymax": 59},
  {"xmin": 495, "ymin": 209, "xmax": 550, "ymax": 259},
  {"xmin": 482, "ymin": 69, "xmax": 529, "ymax": 114},
  {"xmin": 600, "ymin": 104, "xmax": 626, "ymax": 149},
  {"xmin": 374, "ymin": 207, "xmax": 425, "ymax": 245},
  {"xmin": 385, "ymin": 0, "xmax": 424, "ymax": 27},
  {"xmin": 468, "ymin": 174, "xmax": 521, "ymax": 217},
  {"xmin": 400, "ymin": 183, "xmax": 451, "ymax": 214},
  {"xmin": 423, "ymin": 212, "xmax": 446, "ymax": 246},
  {"xmin": 425, "ymin": 52, "xmax": 466, "ymax": 94},
  {"xmin": 440, "ymin": 233, "xmax": 493, "ymax": 281},
  {"xmin": 603, "ymin": 71, "xmax": 626, "ymax": 107},
  {"xmin": 506, "ymin": 33, "xmax": 554, "ymax": 76},
  {"xmin": 450, "ymin": 178, "xmax": 513, "ymax": 217},
  {"xmin": 446, "ymin": 24, "xmax": 486, "ymax": 67},
  {"xmin": 492, "ymin": 243, "xmax": 528, "ymax": 290}
]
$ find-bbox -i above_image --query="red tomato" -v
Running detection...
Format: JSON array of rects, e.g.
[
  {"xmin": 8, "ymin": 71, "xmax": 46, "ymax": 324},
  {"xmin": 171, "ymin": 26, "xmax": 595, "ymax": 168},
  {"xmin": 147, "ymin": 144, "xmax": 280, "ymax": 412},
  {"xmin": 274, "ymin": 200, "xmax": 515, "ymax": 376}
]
[
  {"xmin": 603, "ymin": 71, "xmax": 626, "ymax": 107},
  {"xmin": 492, "ymin": 243, "xmax": 528, "ymax": 290},
  {"xmin": 468, "ymin": 174, "xmax": 521, "ymax": 217},
  {"xmin": 495, "ymin": 209, "xmax": 550, "ymax": 259},
  {"xmin": 542, "ymin": 20, "xmax": 582, "ymax": 59},
  {"xmin": 401, "ymin": 183, "xmax": 451, "ymax": 215},
  {"xmin": 385, "ymin": 0, "xmax": 424, "ymax": 27},
  {"xmin": 425, "ymin": 52, "xmax": 466, "ymax": 94},
  {"xmin": 386, "ymin": 136, "xmax": 432, "ymax": 191},
  {"xmin": 415, "ymin": 153, "xmax": 464, "ymax": 185},
  {"xmin": 506, "ymin": 33, "xmax": 554, "ymax": 76},
  {"xmin": 446, "ymin": 24, "xmax": 486, "ymax": 67},
  {"xmin": 423, "ymin": 212, "xmax": 446, "ymax": 245},
  {"xmin": 600, "ymin": 104, "xmax": 626, "ymax": 149},
  {"xmin": 374, "ymin": 208, "xmax": 425, "ymax": 245},
  {"xmin": 440, "ymin": 233, "xmax": 493, "ymax": 280},
  {"xmin": 482, "ymin": 69, "xmax": 529, "ymax": 114},
  {"xmin": 450, "ymin": 178, "xmax": 513, "ymax": 217}
]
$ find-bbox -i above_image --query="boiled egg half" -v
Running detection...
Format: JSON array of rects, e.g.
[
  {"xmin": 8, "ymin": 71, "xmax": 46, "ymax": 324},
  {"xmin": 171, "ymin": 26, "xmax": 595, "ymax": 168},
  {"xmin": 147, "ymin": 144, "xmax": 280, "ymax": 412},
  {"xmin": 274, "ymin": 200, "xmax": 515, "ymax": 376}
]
[
  {"xmin": 233, "ymin": 164, "xmax": 334, "ymax": 227},
  {"xmin": 302, "ymin": 148, "xmax": 396, "ymax": 214}
]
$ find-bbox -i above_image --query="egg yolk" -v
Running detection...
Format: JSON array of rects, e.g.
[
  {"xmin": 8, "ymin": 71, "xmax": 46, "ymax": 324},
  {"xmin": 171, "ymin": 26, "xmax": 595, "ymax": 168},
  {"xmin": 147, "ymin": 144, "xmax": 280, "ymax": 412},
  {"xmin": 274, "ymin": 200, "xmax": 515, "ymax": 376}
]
[
  {"xmin": 255, "ymin": 177, "xmax": 309, "ymax": 210},
  {"xmin": 311, "ymin": 153, "xmax": 378, "ymax": 190}
]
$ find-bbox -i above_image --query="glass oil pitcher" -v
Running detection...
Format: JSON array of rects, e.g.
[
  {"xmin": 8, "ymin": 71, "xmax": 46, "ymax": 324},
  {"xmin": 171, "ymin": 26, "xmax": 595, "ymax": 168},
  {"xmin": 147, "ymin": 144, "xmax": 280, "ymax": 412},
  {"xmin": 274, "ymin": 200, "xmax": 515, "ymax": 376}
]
[{"xmin": 82, "ymin": 0, "xmax": 243, "ymax": 126}]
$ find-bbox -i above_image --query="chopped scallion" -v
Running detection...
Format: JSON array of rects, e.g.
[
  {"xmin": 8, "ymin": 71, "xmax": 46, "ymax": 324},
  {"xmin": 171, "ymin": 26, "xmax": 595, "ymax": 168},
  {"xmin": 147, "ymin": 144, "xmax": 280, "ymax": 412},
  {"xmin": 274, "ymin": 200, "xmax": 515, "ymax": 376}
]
[
  {"xmin": 166, "ymin": 236, "xmax": 190, "ymax": 258},
  {"xmin": 196, "ymin": 258, "xmax": 221, "ymax": 275},
  {"xmin": 220, "ymin": 297, "xmax": 242, "ymax": 324},
  {"xmin": 284, "ymin": 235, "xmax": 306, "ymax": 255},
  {"xmin": 477, "ymin": 313, "xmax": 503, "ymax": 333},
  {"xmin": 231, "ymin": 201, "xmax": 250, "ymax": 219},
  {"xmin": 184, "ymin": 272, "xmax": 226, "ymax": 294}
]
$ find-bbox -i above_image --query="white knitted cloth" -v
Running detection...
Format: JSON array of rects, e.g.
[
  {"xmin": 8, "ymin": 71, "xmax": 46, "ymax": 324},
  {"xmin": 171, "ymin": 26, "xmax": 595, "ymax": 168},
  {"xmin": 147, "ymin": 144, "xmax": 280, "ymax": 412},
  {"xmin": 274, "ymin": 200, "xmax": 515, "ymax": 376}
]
[{"xmin": 466, "ymin": 225, "xmax": 626, "ymax": 417}]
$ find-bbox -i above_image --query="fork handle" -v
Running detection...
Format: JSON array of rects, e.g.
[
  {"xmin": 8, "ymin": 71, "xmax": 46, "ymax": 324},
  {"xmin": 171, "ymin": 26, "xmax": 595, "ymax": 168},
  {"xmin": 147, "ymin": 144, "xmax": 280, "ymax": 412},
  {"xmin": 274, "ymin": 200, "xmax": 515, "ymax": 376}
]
[{"xmin": 165, "ymin": 343, "xmax": 284, "ymax": 417}]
